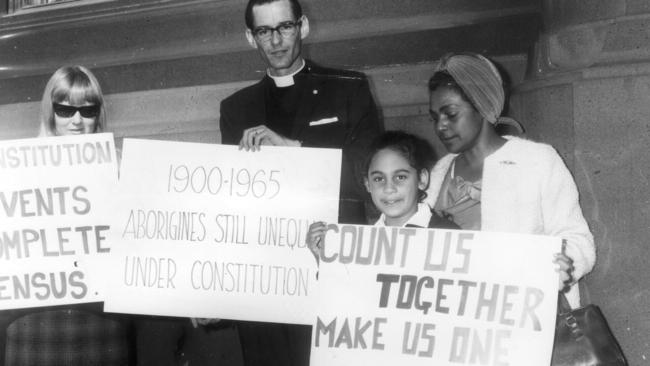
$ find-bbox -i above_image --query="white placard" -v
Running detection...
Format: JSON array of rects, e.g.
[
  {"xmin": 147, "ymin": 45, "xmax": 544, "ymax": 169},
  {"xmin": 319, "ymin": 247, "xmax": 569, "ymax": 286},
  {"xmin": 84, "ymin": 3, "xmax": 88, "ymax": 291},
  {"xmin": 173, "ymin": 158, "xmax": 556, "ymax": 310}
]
[
  {"xmin": 103, "ymin": 139, "xmax": 341, "ymax": 325},
  {"xmin": 310, "ymin": 225, "xmax": 561, "ymax": 366},
  {"xmin": 0, "ymin": 133, "xmax": 118, "ymax": 309}
]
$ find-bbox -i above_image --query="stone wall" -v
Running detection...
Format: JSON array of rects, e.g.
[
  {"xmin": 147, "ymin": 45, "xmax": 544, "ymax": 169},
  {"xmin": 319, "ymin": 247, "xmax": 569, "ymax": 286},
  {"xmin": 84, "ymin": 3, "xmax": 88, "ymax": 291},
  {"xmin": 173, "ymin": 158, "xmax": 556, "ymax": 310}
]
[{"xmin": 511, "ymin": 1, "xmax": 650, "ymax": 363}]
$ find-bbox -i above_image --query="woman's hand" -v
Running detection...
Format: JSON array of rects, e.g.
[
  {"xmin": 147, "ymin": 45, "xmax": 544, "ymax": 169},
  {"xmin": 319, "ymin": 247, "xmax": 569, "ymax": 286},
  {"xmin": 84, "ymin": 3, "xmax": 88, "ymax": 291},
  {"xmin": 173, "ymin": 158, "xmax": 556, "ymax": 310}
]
[
  {"xmin": 239, "ymin": 125, "xmax": 301, "ymax": 151},
  {"xmin": 553, "ymin": 253, "xmax": 574, "ymax": 292},
  {"xmin": 306, "ymin": 221, "xmax": 328, "ymax": 263}
]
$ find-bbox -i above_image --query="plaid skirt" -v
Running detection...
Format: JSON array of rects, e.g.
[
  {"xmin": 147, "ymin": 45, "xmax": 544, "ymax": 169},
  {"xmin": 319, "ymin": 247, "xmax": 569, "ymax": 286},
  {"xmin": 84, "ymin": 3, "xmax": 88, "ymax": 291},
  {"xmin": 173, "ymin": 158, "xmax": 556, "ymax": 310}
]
[{"xmin": 5, "ymin": 307, "xmax": 134, "ymax": 366}]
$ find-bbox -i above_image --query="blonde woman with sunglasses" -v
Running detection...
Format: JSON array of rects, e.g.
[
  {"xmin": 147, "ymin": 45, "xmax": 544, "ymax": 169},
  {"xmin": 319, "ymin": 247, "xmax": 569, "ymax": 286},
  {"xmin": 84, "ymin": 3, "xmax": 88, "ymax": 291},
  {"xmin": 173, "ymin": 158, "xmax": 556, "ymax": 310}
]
[{"xmin": 1, "ymin": 66, "xmax": 136, "ymax": 366}]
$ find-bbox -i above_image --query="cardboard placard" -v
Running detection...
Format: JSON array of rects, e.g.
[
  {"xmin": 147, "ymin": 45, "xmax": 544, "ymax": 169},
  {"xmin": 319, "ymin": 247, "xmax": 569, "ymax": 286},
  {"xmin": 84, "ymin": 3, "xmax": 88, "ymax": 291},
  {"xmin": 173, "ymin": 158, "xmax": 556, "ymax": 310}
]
[
  {"xmin": 310, "ymin": 225, "xmax": 561, "ymax": 366},
  {"xmin": 0, "ymin": 133, "xmax": 118, "ymax": 309},
  {"xmin": 103, "ymin": 139, "xmax": 340, "ymax": 324}
]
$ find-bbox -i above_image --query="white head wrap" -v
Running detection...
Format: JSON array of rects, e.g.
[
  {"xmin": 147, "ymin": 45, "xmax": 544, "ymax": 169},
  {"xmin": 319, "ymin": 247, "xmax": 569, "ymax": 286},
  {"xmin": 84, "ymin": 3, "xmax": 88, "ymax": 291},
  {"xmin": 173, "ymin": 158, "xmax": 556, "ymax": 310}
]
[{"xmin": 433, "ymin": 53, "xmax": 504, "ymax": 124}]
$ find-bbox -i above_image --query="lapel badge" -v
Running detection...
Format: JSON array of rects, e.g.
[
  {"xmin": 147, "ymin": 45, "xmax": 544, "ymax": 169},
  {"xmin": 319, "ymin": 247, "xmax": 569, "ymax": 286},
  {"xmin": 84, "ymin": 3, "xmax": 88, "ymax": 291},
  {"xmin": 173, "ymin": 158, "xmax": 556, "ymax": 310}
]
[{"xmin": 312, "ymin": 89, "xmax": 318, "ymax": 95}]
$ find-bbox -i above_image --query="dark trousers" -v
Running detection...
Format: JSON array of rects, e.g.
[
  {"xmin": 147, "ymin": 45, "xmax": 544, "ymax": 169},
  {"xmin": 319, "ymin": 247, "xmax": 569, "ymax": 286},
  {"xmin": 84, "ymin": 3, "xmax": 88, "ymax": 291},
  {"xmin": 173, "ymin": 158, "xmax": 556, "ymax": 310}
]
[{"xmin": 237, "ymin": 322, "xmax": 311, "ymax": 366}]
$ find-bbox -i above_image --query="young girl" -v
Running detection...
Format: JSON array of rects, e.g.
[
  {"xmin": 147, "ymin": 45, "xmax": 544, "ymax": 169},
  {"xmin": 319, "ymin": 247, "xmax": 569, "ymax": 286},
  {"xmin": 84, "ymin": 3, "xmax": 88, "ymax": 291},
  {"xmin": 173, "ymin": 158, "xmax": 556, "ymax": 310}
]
[{"xmin": 307, "ymin": 131, "xmax": 458, "ymax": 256}]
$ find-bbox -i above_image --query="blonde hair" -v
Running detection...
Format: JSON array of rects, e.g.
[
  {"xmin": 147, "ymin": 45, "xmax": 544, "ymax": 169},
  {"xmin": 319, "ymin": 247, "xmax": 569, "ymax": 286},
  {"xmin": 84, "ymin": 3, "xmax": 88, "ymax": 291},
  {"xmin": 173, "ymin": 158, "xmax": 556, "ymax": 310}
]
[{"xmin": 38, "ymin": 65, "xmax": 106, "ymax": 136}]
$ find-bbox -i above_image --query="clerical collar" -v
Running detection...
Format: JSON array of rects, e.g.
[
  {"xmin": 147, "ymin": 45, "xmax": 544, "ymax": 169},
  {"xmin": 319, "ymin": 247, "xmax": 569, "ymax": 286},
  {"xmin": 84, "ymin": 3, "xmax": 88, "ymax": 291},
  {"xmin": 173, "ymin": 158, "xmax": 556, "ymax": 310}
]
[{"xmin": 267, "ymin": 59, "xmax": 306, "ymax": 87}]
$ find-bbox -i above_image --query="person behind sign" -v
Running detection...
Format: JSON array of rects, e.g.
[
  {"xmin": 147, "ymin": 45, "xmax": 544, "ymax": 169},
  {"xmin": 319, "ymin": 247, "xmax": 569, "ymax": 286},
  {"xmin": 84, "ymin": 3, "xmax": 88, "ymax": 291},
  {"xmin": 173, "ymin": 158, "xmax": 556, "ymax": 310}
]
[
  {"xmin": 218, "ymin": 0, "xmax": 382, "ymax": 365},
  {"xmin": 220, "ymin": 0, "xmax": 382, "ymax": 225},
  {"xmin": 0, "ymin": 65, "xmax": 136, "ymax": 366},
  {"xmin": 307, "ymin": 131, "xmax": 459, "ymax": 260},
  {"xmin": 38, "ymin": 65, "xmax": 106, "ymax": 137},
  {"xmin": 425, "ymin": 52, "xmax": 596, "ymax": 307}
]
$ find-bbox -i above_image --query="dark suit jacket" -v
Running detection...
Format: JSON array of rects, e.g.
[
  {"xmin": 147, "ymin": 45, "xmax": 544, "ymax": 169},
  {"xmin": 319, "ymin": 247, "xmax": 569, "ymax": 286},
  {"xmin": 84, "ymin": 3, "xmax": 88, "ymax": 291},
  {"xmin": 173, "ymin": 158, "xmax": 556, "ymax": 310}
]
[
  {"xmin": 220, "ymin": 60, "xmax": 382, "ymax": 224},
  {"xmin": 219, "ymin": 61, "xmax": 381, "ymax": 366}
]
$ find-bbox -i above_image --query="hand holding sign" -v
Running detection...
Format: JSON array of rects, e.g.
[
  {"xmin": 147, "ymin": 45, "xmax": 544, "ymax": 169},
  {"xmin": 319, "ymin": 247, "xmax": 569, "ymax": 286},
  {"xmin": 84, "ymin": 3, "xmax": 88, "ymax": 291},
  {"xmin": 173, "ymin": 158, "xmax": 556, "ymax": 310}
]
[{"xmin": 311, "ymin": 224, "xmax": 561, "ymax": 366}]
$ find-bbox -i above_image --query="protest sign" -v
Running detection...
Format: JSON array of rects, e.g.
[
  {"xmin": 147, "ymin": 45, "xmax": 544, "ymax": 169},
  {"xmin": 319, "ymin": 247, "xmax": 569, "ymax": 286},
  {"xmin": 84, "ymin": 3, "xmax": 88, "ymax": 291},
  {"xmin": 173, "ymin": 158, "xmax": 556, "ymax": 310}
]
[
  {"xmin": 0, "ymin": 133, "xmax": 118, "ymax": 310},
  {"xmin": 310, "ymin": 225, "xmax": 561, "ymax": 366},
  {"xmin": 103, "ymin": 139, "xmax": 340, "ymax": 324}
]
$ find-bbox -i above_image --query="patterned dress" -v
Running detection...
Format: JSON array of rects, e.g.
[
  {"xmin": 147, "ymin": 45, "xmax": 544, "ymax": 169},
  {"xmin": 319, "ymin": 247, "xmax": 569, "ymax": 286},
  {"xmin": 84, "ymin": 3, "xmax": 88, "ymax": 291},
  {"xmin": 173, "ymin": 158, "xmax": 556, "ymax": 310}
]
[
  {"xmin": 4, "ymin": 303, "xmax": 135, "ymax": 366},
  {"xmin": 434, "ymin": 159, "xmax": 482, "ymax": 230}
]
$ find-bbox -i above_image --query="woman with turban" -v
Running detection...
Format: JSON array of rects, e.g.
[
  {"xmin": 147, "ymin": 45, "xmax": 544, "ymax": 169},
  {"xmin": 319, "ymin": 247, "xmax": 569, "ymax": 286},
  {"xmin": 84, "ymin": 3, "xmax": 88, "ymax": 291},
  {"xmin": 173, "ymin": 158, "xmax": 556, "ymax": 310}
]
[{"xmin": 425, "ymin": 53, "xmax": 595, "ymax": 308}]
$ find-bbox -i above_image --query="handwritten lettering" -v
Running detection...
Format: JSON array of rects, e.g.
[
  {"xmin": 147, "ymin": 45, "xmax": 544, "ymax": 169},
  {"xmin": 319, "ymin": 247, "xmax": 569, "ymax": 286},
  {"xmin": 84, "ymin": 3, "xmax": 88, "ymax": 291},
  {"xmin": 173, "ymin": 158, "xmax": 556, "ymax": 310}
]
[
  {"xmin": 321, "ymin": 225, "xmax": 416, "ymax": 267},
  {"xmin": 375, "ymin": 274, "xmax": 544, "ymax": 331},
  {"xmin": 214, "ymin": 214, "xmax": 248, "ymax": 244},
  {"xmin": 256, "ymin": 216, "xmax": 309, "ymax": 249},
  {"xmin": 123, "ymin": 256, "xmax": 177, "ymax": 289},
  {"xmin": 190, "ymin": 261, "xmax": 310, "ymax": 296},
  {"xmin": 0, "ymin": 271, "xmax": 87, "ymax": 301},
  {"xmin": 122, "ymin": 209, "xmax": 206, "ymax": 242},
  {"xmin": 167, "ymin": 164, "xmax": 281, "ymax": 199},
  {"xmin": 0, "ymin": 226, "xmax": 110, "ymax": 260},
  {"xmin": 0, "ymin": 186, "xmax": 90, "ymax": 218},
  {"xmin": 402, "ymin": 321, "xmax": 436, "ymax": 357},
  {"xmin": 0, "ymin": 141, "xmax": 112, "ymax": 169},
  {"xmin": 449, "ymin": 327, "xmax": 511, "ymax": 366},
  {"xmin": 315, "ymin": 316, "xmax": 387, "ymax": 350}
]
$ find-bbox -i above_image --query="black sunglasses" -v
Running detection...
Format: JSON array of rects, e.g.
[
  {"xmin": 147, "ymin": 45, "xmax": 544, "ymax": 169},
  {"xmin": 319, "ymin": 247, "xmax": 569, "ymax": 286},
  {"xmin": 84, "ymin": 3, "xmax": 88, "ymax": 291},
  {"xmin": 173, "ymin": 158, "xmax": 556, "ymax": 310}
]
[{"xmin": 53, "ymin": 103, "xmax": 101, "ymax": 118}]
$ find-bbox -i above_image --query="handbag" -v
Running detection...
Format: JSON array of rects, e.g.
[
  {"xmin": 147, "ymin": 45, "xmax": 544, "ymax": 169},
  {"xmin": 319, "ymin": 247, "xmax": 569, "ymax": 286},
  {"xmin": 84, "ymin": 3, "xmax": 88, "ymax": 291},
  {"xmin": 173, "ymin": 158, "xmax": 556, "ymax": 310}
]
[{"xmin": 551, "ymin": 293, "xmax": 628, "ymax": 366}]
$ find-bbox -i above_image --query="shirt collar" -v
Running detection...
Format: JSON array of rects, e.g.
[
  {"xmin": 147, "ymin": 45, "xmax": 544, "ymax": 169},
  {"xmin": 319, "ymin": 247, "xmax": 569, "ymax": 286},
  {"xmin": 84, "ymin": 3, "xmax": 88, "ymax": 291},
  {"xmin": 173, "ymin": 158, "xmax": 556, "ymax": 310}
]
[
  {"xmin": 267, "ymin": 59, "xmax": 306, "ymax": 88},
  {"xmin": 374, "ymin": 203, "xmax": 432, "ymax": 228}
]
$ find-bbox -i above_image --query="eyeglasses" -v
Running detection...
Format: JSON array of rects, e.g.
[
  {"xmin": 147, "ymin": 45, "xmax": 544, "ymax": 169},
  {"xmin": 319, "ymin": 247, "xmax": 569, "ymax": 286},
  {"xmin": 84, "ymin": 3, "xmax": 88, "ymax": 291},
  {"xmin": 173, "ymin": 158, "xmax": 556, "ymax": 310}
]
[
  {"xmin": 252, "ymin": 20, "xmax": 302, "ymax": 41},
  {"xmin": 53, "ymin": 103, "xmax": 100, "ymax": 118}
]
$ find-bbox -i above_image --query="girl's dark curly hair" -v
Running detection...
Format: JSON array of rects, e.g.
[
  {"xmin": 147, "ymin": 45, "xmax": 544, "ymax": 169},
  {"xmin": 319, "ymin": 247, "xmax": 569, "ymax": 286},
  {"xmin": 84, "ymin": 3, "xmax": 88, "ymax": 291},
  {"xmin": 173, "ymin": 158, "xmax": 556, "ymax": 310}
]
[{"xmin": 363, "ymin": 130, "xmax": 436, "ymax": 202}]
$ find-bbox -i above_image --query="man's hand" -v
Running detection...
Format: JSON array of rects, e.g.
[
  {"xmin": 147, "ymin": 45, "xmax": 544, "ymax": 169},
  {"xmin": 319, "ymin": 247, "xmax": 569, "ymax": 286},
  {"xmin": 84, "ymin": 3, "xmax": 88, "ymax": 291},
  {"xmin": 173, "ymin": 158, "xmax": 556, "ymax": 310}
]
[{"xmin": 239, "ymin": 125, "xmax": 301, "ymax": 151}]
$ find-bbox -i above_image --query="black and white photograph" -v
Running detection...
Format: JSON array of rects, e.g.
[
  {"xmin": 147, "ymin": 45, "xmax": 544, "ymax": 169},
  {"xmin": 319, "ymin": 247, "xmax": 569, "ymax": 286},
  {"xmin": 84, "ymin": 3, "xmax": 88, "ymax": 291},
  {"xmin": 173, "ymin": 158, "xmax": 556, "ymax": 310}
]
[{"xmin": 0, "ymin": 0, "xmax": 646, "ymax": 365}]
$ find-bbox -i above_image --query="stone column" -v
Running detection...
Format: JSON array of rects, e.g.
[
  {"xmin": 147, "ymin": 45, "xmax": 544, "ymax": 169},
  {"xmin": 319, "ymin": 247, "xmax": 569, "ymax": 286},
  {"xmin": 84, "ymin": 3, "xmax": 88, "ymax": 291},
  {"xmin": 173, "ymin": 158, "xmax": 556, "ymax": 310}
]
[{"xmin": 510, "ymin": 1, "xmax": 650, "ymax": 363}]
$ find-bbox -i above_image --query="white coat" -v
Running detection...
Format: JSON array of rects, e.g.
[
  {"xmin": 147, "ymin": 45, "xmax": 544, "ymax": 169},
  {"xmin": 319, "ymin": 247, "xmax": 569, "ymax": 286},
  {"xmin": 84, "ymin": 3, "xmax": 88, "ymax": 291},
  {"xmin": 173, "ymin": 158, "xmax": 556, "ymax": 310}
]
[{"xmin": 426, "ymin": 137, "xmax": 596, "ymax": 307}]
